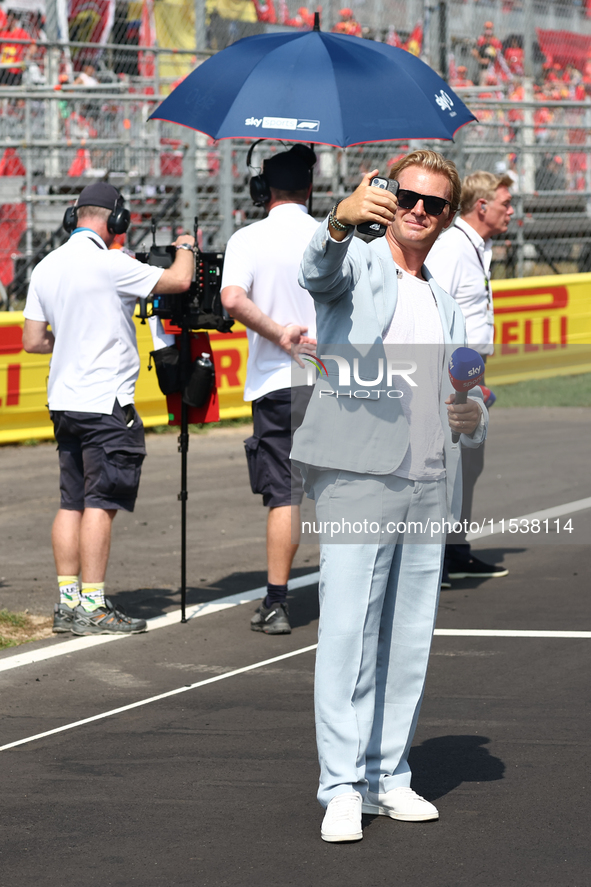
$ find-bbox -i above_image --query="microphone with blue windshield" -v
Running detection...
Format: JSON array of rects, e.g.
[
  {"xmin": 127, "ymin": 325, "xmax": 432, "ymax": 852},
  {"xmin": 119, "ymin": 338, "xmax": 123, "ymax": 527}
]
[{"xmin": 448, "ymin": 347, "xmax": 485, "ymax": 443}]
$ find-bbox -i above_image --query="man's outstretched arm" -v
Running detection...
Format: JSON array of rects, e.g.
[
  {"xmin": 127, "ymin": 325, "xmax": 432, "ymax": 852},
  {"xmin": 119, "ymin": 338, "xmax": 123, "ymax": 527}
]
[{"xmin": 221, "ymin": 285, "xmax": 316, "ymax": 363}]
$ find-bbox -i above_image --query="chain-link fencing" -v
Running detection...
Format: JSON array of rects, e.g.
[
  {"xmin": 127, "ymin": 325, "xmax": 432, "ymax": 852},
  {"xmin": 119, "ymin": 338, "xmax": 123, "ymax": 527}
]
[{"xmin": 1, "ymin": 0, "xmax": 591, "ymax": 305}]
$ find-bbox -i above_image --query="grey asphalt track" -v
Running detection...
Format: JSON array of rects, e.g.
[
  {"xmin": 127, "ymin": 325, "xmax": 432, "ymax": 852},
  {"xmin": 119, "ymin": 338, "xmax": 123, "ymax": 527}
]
[{"xmin": 0, "ymin": 409, "xmax": 590, "ymax": 887}]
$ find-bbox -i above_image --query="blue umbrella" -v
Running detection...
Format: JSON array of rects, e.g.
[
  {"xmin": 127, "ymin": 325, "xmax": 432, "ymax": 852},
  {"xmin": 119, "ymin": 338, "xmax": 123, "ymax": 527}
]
[{"xmin": 150, "ymin": 28, "xmax": 475, "ymax": 147}]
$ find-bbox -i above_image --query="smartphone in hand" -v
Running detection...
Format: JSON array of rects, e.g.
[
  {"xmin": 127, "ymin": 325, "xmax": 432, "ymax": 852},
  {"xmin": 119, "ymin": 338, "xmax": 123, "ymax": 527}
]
[{"xmin": 357, "ymin": 177, "xmax": 399, "ymax": 238}]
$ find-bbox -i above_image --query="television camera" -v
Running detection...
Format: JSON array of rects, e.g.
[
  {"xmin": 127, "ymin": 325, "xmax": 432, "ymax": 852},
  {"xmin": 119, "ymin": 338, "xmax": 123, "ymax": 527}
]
[
  {"xmin": 136, "ymin": 218, "xmax": 234, "ymax": 622},
  {"xmin": 136, "ymin": 218, "xmax": 233, "ymax": 333}
]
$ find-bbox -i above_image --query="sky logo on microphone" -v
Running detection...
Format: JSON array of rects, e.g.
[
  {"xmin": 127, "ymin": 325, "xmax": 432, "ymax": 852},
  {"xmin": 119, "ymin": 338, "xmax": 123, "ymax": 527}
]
[{"xmin": 448, "ymin": 347, "xmax": 484, "ymax": 392}]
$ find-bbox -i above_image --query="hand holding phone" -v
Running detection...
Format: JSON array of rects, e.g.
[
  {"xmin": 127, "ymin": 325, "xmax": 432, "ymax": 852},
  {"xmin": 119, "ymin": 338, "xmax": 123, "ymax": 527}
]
[{"xmin": 357, "ymin": 177, "xmax": 399, "ymax": 238}]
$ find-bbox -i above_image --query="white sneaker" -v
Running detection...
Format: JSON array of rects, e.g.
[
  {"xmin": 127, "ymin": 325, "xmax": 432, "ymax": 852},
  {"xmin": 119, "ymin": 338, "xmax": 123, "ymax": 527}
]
[
  {"xmin": 321, "ymin": 792, "xmax": 363, "ymax": 842},
  {"xmin": 362, "ymin": 787, "xmax": 439, "ymax": 822}
]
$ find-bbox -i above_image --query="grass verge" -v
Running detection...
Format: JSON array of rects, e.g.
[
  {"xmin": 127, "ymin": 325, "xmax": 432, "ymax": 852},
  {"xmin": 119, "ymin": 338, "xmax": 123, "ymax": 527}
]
[
  {"xmin": 146, "ymin": 415, "xmax": 252, "ymax": 436},
  {"xmin": 491, "ymin": 373, "xmax": 591, "ymax": 408},
  {"xmin": 0, "ymin": 609, "xmax": 53, "ymax": 650}
]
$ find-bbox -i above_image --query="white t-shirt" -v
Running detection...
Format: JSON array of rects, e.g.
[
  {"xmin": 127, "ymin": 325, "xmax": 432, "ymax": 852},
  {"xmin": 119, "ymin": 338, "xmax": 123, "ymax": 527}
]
[
  {"xmin": 24, "ymin": 229, "xmax": 163, "ymax": 413},
  {"xmin": 221, "ymin": 203, "xmax": 319, "ymax": 401},
  {"xmin": 383, "ymin": 266, "xmax": 445, "ymax": 482},
  {"xmin": 427, "ymin": 217, "xmax": 494, "ymax": 355}
]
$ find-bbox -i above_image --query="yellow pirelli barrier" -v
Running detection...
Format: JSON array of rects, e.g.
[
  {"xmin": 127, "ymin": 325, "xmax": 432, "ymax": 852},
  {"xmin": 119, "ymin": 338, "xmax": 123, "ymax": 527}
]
[
  {"xmin": 1, "ymin": 271, "xmax": 590, "ymax": 444},
  {"xmin": 487, "ymin": 272, "xmax": 591, "ymax": 384},
  {"xmin": 0, "ymin": 314, "xmax": 249, "ymax": 445}
]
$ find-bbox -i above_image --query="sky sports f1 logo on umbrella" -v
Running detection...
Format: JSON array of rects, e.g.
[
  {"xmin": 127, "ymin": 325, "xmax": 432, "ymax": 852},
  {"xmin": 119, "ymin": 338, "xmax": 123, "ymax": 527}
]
[
  {"xmin": 302, "ymin": 354, "xmax": 417, "ymax": 399},
  {"xmin": 244, "ymin": 116, "xmax": 320, "ymax": 132}
]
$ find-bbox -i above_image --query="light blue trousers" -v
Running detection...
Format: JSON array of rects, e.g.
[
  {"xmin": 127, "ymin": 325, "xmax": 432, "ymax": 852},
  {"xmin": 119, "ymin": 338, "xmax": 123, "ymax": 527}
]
[{"xmin": 311, "ymin": 471, "xmax": 446, "ymax": 807}]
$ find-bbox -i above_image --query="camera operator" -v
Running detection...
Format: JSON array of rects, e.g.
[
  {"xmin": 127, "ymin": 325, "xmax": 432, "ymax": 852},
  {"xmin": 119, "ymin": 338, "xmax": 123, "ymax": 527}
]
[
  {"xmin": 221, "ymin": 144, "xmax": 318, "ymax": 635},
  {"xmin": 23, "ymin": 182, "xmax": 194, "ymax": 636}
]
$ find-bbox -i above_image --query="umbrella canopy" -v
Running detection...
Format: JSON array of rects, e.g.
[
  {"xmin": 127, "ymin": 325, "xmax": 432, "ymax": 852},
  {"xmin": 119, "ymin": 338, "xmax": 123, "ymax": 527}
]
[{"xmin": 150, "ymin": 30, "xmax": 476, "ymax": 148}]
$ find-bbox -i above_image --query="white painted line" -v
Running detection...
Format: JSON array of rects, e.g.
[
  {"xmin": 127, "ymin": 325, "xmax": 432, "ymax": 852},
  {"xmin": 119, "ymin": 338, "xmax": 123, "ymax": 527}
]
[
  {"xmin": 0, "ymin": 572, "xmax": 321, "ymax": 674},
  {"xmin": 466, "ymin": 497, "xmax": 591, "ymax": 541},
  {"xmin": 0, "ymin": 632, "xmax": 127, "ymax": 672},
  {"xmin": 434, "ymin": 629, "xmax": 591, "ymax": 638},
  {"xmin": 3, "ymin": 624, "xmax": 589, "ymax": 752},
  {"xmin": 0, "ymin": 644, "xmax": 319, "ymax": 752}
]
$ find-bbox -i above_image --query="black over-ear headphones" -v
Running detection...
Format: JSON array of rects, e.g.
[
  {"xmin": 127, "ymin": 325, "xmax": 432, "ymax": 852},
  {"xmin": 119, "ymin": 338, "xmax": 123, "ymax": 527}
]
[
  {"xmin": 63, "ymin": 193, "xmax": 131, "ymax": 235},
  {"xmin": 247, "ymin": 139, "xmax": 271, "ymax": 207}
]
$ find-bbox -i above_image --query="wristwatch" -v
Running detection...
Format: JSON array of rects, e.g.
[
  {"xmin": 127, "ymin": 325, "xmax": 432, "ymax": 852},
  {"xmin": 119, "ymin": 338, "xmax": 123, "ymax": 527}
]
[
  {"xmin": 175, "ymin": 243, "xmax": 194, "ymax": 251},
  {"xmin": 328, "ymin": 200, "xmax": 352, "ymax": 233}
]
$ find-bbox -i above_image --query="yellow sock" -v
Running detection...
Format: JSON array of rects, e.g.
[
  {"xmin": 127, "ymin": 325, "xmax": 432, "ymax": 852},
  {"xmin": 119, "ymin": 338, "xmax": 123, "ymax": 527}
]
[
  {"xmin": 58, "ymin": 575, "xmax": 80, "ymax": 608},
  {"xmin": 80, "ymin": 582, "xmax": 106, "ymax": 612}
]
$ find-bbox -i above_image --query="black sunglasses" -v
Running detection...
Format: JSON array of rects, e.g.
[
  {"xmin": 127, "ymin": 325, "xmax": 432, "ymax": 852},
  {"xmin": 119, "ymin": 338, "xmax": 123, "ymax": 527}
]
[{"xmin": 397, "ymin": 189, "xmax": 451, "ymax": 216}]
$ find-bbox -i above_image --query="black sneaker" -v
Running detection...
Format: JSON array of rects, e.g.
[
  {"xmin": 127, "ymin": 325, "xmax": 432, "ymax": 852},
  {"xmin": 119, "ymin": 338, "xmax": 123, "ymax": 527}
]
[
  {"xmin": 447, "ymin": 556, "xmax": 509, "ymax": 579},
  {"xmin": 250, "ymin": 601, "xmax": 291, "ymax": 635},
  {"xmin": 53, "ymin": 603, "xmax": 76, "ymax": 633},
  {"xmin": 71, "ymin": 599, "xmax": 147, "ymax": 636}
]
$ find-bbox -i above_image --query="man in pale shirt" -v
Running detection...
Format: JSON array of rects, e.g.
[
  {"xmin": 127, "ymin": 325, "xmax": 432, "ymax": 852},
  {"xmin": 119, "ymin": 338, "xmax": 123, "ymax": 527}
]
[
  {"xmin": 23, "ymin": 182, "xmax": 194, "ymax": 637},
  {"xmin": 292, "ymin": 151, "xmax": 487, "ymax": 842},
  {"xmin": 221, "ymin": 145, "xmax": 318, "ymax": 635},
  {"xmin": 428, "ymin": 170, "xmax": 514, "ymax": 585}
]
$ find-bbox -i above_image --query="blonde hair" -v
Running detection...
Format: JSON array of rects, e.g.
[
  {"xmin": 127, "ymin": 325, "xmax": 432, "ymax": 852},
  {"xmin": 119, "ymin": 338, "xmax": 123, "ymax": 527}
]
[
  {"xmin": 388, "ymin": 150, "xmax": 461, "ymax": 213},
  {"xmin": 460, "ymin": 171, "xmax": 514, "ymax": 215},
  {"xmin": 77, "ymin": 205, "xmax": 111, "ymax": 223}
]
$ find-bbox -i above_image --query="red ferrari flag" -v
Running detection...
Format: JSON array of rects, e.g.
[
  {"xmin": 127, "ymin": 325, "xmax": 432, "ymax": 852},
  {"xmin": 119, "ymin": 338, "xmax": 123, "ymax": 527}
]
[{"xmin": 68, "ymin": 0, "xmax": 115, "ymax": 68}]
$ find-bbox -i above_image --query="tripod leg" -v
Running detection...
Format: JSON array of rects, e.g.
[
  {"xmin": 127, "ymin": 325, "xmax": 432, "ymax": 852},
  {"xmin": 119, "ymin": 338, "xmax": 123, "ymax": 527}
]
[{"xmin": 178, "ymin": 389, "xmax": 189, "ymax": 624}]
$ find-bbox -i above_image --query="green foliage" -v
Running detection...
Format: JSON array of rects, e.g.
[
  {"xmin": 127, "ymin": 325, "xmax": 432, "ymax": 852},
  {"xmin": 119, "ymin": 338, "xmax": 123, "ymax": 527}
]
[
  {"xmin": 0, "ymin": 610, "xmax": 27, "ymax": 650},
  {"xmin": 0, "ymin": 609, "xmax": 27, "ymax": 628}
]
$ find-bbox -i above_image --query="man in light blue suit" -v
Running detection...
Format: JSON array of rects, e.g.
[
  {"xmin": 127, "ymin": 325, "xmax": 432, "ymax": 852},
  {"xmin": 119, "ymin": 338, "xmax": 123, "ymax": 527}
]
[{"xmin": 291, "ymin": 150, "xmax": 488, "ymax": 842}]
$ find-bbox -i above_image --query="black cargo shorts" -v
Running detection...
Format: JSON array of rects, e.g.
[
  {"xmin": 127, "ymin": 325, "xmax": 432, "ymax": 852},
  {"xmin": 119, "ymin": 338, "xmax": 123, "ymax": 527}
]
[
  {"xmin": 243, "ymin": 385, "xmax": 312, "ymax": 508},
  {"xmin": 51, "ymin": 401, "xmax": 146, "ymax": 512}
]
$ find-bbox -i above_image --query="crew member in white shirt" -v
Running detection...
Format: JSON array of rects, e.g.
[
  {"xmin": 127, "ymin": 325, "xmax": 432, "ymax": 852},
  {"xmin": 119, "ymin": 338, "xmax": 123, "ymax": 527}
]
[
  {"xmin": 23, "ymin": 182, "xmax": 194, "ymax": 636},
  {"xmin": 221, "ymin": 144, "xmax": 318, "ymax": 635},
  {"xmin": 427, "ymin": 170, "xmax": 514, "ymax": 584}
]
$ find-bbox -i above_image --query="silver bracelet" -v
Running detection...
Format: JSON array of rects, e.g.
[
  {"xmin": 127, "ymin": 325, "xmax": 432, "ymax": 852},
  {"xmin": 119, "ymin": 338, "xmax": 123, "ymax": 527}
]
[{"xmin": 175, "ymin": 243, "xmax": 194, "ymax": 251}]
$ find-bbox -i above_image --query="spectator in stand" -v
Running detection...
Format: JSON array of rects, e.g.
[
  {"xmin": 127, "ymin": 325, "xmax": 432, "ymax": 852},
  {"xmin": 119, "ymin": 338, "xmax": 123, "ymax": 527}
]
[
  {"xmin": 296, "ymin": 7, "xmax": 315, "ymax": 28},
  {"xmin": 475, "ymin": 72, "xmax": 504, "ymax": 138},
  {"xmin": 504, "ymin": 36, "xmax": 524, "ymax": 77},
  {"xmin": 282, "ymin": 6, "xmax": 315, "ymax": 28},
  {"xmin": 0, "ymin": 11, "xmax": 33, "ymax": 86},
  {"xmin": 507, "ymin": 79, "xmax": 525, "ymax": 133},
  {"xmin": 332, "ymin": 8, "xmax": 362, "ymax": 37},
  {"xmin": 450, "ymin": 65, "xmax": 474, "ymax": 88},
  {"xmin": 472, "ymin": 21, "xmax": 503, "ymax": 85},
  {"xmin": 24, "ymin": 10, "xmax": 46, "ymax": 84},
  {"xmin": 535, "ymin": 154, "xmax": 567, "ymax": 192},
  {"xmin": 567, "ymin": 107, "xmax": 587, "ymax": 191},
  {"xmin": 534, "ymin": 102, "xmax": 553, "ymax": 144},
  {"xmin": 74, "ymin": 63, "xmax": 99, "ymax": 86}
]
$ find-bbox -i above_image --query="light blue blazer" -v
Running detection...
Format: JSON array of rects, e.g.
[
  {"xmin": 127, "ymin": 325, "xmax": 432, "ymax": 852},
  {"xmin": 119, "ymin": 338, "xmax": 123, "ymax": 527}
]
[{"xmin": 291, "ymin": 218, "xmax": 488, "ymax": 522}]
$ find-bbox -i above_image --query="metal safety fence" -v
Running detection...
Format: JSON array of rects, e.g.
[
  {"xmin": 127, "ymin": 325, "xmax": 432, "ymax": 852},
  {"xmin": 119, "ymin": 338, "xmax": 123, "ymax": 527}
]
[
  {"xmin": 1, "ymin": 0, "xmax": 591, "ymax": 305},
  {"xmin": 1, "ymin": 89, "xmax": 590, "ymax": 306}
]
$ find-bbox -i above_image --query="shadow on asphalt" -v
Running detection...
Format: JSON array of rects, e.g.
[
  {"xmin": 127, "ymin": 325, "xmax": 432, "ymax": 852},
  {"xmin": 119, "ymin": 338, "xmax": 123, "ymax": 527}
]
[
  {"xmin": 108, "ymin": 566, "xmax": 320, "ymax": 625},
  {"xmin": 409, "ymin": 734, "xmax": 505, "ymax": 801}
]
